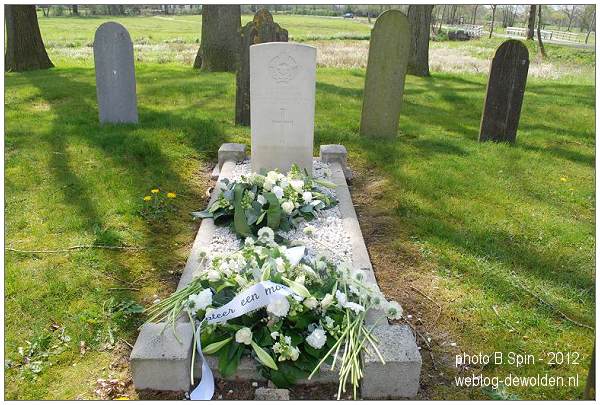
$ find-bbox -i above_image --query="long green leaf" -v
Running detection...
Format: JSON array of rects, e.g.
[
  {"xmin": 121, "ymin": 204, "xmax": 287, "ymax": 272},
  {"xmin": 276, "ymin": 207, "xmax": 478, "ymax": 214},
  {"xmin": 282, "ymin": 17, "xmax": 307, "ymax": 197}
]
[
  {"xmin": 281, "ymin": 277, "xmax": 311, "ymax": 298},
  {"xmin": 202, "ymin": 336, "xmax": 233, "ymax": 354},
  {"xmin": 233, "ymin": 184, "xmax": 251, "ymax": 236},
  {"xmin": 250, "ymin": 340, "xmax": 278, "ymax": 370},
  {"xmin": 264, "ymin": 192, "xmax": 282, "ymax": 230}
]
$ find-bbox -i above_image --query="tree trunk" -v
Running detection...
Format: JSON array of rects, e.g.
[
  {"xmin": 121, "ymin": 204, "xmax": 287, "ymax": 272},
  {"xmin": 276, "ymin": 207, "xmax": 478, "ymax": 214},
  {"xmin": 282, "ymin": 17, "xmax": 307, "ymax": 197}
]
[
  {"xmin": 71, "ymin": 5, "xmax": 78, "ymax": 15},
  {"xmin": 527, "ymin": 5, "xmax": 537, "ymax": 40},
  {"xmin": 194, "ymin": 5, "xmax": 241, "ymax": 71},
  {"xmin": 438, "ymin": 5, "xmax": 445, "ymax": 32},
  {"xmin": 5, "ymin": 5, "xmax": 54, "ymax": 72},
  {"xmin": 585, "ymin": 10, "xmax": 595, "ymax": 43},
  {"xmin": 472, "ymin": 5, "xmax": 479, "ymax": 24},
  {"xmin": 489, "ymin": 6, "xmax": 497, "ymax": 39},
  {"xmin": 42, "ymin": 7, "xmax": 49, "ymax": 17},
  {"xmin": 536, "ymin": 5, "xmax": 546, "ymax": 57},
  {"xmin": 407, "ymin": 5, "xmax": 433, "ymax": 77},
  {"xmin": 584, "ymin": 346, "xmax": 595, "ymax": 400}
]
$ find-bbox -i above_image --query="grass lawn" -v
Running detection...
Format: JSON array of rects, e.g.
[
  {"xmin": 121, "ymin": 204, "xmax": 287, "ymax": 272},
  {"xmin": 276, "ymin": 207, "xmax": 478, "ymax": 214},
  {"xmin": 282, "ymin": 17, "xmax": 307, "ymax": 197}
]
[
  {"xmin": 37, "ymin": 13, "xmax": 372, "ymax": 47},
  {"xmin": 5, "ymin": 16, "xmax": 595, "ymax": 401}
]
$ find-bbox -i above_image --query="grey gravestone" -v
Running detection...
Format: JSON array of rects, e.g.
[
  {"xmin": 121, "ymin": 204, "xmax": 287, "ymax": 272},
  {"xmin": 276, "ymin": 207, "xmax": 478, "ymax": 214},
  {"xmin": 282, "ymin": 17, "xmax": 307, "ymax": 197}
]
[
  {"xmin": 93, "ymin": 22, "xmax": 138, "ymax": 124},
  {"xmin": 479, "ymin": 40, "xmax": 529, "ymax": 143},
  {"xmin": 359, "ymin": 10, "xmax": 410, "ymax": 138},
  {"xmin": 235, "ymin": 9, "xmax": 288, "ymax": 126}
]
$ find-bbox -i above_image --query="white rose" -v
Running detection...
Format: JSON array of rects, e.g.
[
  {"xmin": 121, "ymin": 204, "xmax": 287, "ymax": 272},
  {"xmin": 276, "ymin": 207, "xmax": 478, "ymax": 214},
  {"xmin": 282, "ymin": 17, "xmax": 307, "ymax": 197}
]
[
  {"xmin": 207, "ymin": 270, "xmax": 221, "ymax": 282},
  {"xmin": 257, "ymin": 194, "xmax": 267, "ymax": 205},
  {"xmin": 290, "ymin": 346, "xmax": 300, "ymax": 361},
  {"xmin": 275, "ymin": 257, "xmax": 286, "ymax": 273},
  {"xmin": 303, "ymin": 296, "xmax": 318, "ymax": 310},
  {"xmin": 257, "ymin": 227, "xmax": 275, "ymax": 243},
  {"xmin": 320, "ymin": 293, "xmax": 334, "ymax": 310},
  {"xmin": 302, "ymin": 191, "xmax": 313, "ymax": 202},
  {"xmin": 272, "ymin": 186, "xmax": 284, "ymax": 200},
  {"xmin": 267, "ymin": 296, "xmax": 290, "ymax": 318},
  {"xmin": 188, "ymin": 288, "xmax": 213, "ymax": 312},
  {"xmin": 281, "ymin": 201, "xmax": 294, "ymax": 214},
  {"xmin": 263, "ymin": 179, "xmax": 274, "ymax": 191},
  {"xmin": 235, "ymin": 327, "xmax": 253, "ymax": 345},
  {"xmin": 266, "ymin": 171, "xmax": 279, "ymax": 183},
  {"xmin": 306, "ymin": 328, "xmax": 327, "ymax": 349},
  {"xmin": 290, "ymin": 179, "xmax": 304, "ymax": 192}
]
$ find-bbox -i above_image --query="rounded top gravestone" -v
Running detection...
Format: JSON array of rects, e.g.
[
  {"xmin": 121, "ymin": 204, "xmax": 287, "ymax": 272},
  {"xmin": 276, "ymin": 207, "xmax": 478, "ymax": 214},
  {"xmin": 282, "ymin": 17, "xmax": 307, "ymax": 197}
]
[
  {"xmin": 235, "ymin": 8, "xmax": 288, "ymax": 126},
  {"xmin": 250, "ymin": 42, "xmax": 316, "ymax": 174},
  {"xmin": 93, "ymin": 22, "xmax": 138, "ymax": 124},
  {"xmin": 479, "ymin": 39, "xmax": 529, "ymax": 143},
  {"xmin": 360, "ymin": 10, "xmax": 411, "ymax": 138}
]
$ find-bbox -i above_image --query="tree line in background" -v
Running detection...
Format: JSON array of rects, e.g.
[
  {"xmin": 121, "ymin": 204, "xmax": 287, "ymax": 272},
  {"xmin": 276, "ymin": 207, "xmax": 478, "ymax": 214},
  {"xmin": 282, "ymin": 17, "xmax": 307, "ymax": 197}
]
[{"xmin": 5, "ymin": 4, "xmax": 596, "ymax": 73}]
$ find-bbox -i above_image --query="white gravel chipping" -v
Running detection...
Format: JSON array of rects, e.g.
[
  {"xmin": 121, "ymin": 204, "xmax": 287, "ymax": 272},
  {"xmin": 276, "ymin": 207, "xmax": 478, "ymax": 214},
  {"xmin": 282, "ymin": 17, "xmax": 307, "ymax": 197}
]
[{"xmin": 207, "ymin": 159, "xmax": 353, "ymax": 266}]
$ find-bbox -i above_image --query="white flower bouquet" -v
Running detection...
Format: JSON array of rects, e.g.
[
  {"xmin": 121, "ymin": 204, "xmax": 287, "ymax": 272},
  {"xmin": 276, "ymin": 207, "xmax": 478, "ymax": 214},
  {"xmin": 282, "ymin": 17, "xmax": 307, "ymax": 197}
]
[
  {"xmin": 144, "ymin": 229, "xmax": 403, "ymax": 399},
  {"xmin": 193, "ymin": 165, "xmax": 337, "ymax": 237}
]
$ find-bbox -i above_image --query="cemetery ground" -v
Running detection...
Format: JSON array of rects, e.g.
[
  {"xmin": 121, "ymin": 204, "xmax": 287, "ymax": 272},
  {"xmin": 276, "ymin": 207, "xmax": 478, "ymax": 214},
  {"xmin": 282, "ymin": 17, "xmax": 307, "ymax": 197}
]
[{"xmin": 5, "ymin": 16, "xmax": 595, "ymax": 401}]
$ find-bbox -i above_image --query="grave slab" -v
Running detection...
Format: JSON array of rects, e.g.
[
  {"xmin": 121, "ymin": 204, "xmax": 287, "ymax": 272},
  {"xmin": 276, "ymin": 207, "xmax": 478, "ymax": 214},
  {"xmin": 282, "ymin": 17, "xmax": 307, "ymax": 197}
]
[{"xmin": 131, "ymin": 144, "xmax": 421, "ymax": 398}]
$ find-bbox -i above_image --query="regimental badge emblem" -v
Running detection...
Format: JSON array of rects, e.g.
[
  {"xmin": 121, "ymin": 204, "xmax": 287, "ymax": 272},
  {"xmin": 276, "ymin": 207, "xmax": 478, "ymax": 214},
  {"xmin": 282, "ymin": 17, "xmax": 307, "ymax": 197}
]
[{"xmin": 268, "ymin": 52, "xmax": 298, "ymax": 84}]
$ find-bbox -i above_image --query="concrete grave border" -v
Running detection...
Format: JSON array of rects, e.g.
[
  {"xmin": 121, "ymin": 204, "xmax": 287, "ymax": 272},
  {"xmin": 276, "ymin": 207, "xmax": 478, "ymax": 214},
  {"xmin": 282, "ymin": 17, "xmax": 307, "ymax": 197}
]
[{"xmin": 130, "ymin": 143, "xmax": 421, "ymax": 398}]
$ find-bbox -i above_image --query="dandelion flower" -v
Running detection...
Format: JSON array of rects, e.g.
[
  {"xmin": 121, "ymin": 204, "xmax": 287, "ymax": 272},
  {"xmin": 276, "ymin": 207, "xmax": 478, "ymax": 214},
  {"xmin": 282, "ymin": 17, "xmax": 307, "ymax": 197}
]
[
  {"xmin": 167, "ymin": 192, "xmax": 176, "ymax": 198},
  {"xmin": 151, "ymin": 188, "xmax": 160, "ymax": 194},
  {"xmin": 143, "ymin": 196, "xmax": 152, "ymax": 201}
]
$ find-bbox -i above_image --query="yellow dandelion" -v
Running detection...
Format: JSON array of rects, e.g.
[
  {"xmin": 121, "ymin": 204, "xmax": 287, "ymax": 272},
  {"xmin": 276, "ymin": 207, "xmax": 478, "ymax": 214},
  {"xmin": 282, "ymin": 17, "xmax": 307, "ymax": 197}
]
[
  {"xmin": 167, "ymin": 192, "xmax": 176, "ymax": 199},
  {"xmin": 151, "ymin": 188, "xmax": 160, "ymax": 193},
  {"xmin": 560, "ymin": 177, "xmax": 567, "ymax": 182},
  {"xmin": 143, "ymin": 196, "xmax": 152, "ymax": 201}
]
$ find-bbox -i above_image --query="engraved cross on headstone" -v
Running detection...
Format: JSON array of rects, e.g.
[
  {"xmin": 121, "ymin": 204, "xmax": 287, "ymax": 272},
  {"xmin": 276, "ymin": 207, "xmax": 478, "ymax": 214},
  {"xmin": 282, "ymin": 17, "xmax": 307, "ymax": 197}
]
[{"xmin": 272, "ymin": 108, "xmax": 293, "ymax": 133}]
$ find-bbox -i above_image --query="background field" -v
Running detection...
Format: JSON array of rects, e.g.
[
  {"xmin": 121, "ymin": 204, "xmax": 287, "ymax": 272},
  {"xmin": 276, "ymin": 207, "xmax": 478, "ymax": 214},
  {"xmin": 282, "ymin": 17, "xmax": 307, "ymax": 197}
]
[{"xmin": 5, "ymin": 14, "xmax": 595, "ymax": 400}]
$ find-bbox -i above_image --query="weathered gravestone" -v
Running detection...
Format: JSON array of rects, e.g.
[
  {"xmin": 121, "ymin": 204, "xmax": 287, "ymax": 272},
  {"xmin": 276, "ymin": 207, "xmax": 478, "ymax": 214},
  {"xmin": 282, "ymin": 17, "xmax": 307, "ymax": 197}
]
[
  {"xmin": 479, "ymin": 39, "xmax": 529, "ymax": 143},
  {"xmin": 250, "ymin": 42, "xmax": 316, "ymax": 173},
  {"xmin": 93, "ymin": 22, "xmax": 138, "ymax": 124},
  {"xmin": 359, "ymin": 10, "xmax": 410, "ymax": 138},
  {"xmin": 235, "ymin": 9, "xmax": 288, "ymax": 126}
]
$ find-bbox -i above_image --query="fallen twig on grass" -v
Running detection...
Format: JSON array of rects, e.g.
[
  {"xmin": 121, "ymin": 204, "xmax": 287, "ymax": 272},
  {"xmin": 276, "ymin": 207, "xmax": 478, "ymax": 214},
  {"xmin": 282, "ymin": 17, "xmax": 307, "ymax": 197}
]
[
  {"xmin": 512, "ymin": 277, "xmax": 594, "ymax": 331},
  {"xmin": 108, "ymin": 287, "xmax": 140, "ymax": 291},
  {"xmin": 119, "ymin": 338, "xmax": 134, "ymax": 349},
  {"xmin": 410, "ymin": 285, "xmax": 443, "ymax": 325},
  {"xmin": 6, "ymin": 245, "xmax": 144, "ymax": 254}
]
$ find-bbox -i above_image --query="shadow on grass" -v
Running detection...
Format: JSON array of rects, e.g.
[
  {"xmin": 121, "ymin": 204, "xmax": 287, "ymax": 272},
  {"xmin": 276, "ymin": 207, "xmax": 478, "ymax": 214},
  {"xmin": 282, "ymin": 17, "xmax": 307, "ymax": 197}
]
[{"xmin": 14, "ymin": 66, "xmax": 229, "ymax": 308}]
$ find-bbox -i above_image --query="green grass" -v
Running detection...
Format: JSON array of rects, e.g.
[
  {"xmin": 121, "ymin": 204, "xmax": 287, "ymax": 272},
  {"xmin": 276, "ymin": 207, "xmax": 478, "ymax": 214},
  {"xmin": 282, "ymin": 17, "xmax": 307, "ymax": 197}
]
[
  {"xmin": 5, "ymin": 14, "xmax": 595, "ymax": 400},
  {"xmin": 432, "ymin": 35, "xmax": 596, "ymax": 66},
  {"xmin": 36, "ymin": 14, "xmax": 372, "ymax": 46}
]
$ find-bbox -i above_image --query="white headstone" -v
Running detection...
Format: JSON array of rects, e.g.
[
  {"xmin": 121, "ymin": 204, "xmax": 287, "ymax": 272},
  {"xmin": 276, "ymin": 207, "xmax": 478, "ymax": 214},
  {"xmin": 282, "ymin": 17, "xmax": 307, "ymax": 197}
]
[{"xmin": 250, "ymin": 42, "xmax": 316, "ymax": 173}]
